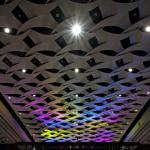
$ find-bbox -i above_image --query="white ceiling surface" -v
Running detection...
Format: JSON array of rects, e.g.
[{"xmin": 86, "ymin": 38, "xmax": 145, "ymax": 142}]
[{"xmin": 0, "ymin": 0, "xmax": 149, "ymax": 142}]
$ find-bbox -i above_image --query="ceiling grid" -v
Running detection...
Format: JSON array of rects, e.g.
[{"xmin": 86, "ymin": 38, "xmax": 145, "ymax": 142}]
[{"xmin": 0, "ymin": 0, "xmax": 149, "ymax": 142}]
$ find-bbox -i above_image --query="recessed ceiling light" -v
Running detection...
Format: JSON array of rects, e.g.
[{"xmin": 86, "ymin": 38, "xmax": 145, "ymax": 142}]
[
  {"xmin": 33, "ymin": 94, "xmax": 36, "ymax": 97},
  {"xmin": 69, "ymin": 146, "xmax": 72, "ymax": 149},
  {"xmin": 147, "ymin": 91, "xmax": 150, "ymax": 95},
  {"xmin": 128, "ymin": 67, "xmax": 133, "ymax": 72},
  {"xmin": 19, "ymin": 112, "xmax": 22, "ymax": 115},
  {"xmin": 4, "ymin": 27, "xmax": 10, "ymax": 33},
  {"xmin": 8, "ymin": 96, "xmax": 11, "ymax": 99},
  {"xmin": 134, "ymin": 109, "xmax": 138, "ymax": 112},
  {"xmin": 75, "ymin": 94, "xmax": 78, "ymax": 98},
  {"xmin": 71, "ymin": 23, "xmax": 82, "ymax": 36},
  {"xmin": 74, "ymin": 68, "xmax": 79, "ymax": 73},
  {"xmin": 22, "ymin": 69, "xmax": 26, "ymax": 73},
  {"xmin": 118, "ymin": 94, "xmax": 122, "ymax": 97},
  {"xmin": 145, "ymin": 26, "xmax": 150, "ymax": 32}
]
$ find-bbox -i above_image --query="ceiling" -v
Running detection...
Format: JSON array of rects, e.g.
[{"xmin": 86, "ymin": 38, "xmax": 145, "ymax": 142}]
[
  {"xmin": 0, "ymin": 100, "xmax": 31, "ymax": 143},
  {"xmin": 0, "ymin": 0, "xmax": 150, "ymax": 143},
  {"xmin": 124, "ymin": 104, "xmax": 150, "ymax": 144}
]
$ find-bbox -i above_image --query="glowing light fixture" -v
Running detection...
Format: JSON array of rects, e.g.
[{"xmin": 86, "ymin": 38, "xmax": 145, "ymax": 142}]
[
  {"xmin": 118, "ymin": 94, "xmax": 122, "ymax": 97},
  {"xmin": 22, "ymin": 69, "xmax": 26, "ymax": 73},
  {"xmin": 75, "ymin": 68, "xmax": 79, "ymax": 73},
  {"xmin": 8, "ymin": 96, "xmax": 11, "ymax": 100},
  {"xmin": 4, "ymin": 27, "xmax": 10, "ymax": 33},
  {"xmin": 147, "ymin": 91, "xmax": 150, "ymax": 95},
  {"xmin": 71, "ymin": 23, "xmax": 82, "ymax": 36},
  {"xmin": 75, "ymin": 94, "xmax": 78, "ymax": 98},
  {"xmin": 33, "ymin": 94, "xmax": 36, "ymax": 97},
  {"xmin": 128, "ymin": 67, "xmax": 133, "ymax": 72},
  {"xmin": 145, "ymin": 26, "xmax": 150, "ymax": 32}
]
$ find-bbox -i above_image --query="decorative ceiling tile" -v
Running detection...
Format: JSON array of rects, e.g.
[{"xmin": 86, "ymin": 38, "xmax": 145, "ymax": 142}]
[{"xmin": 0, "ymin": 0, "xmax": 149, "ymax": 143}]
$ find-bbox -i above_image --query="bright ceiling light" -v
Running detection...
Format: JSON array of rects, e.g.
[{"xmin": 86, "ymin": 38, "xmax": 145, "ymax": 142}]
[
  {"xmin": 75, "ymin": 94, "xmax": 78, "ymax": 98},
  {"xmin": 4, "ymin": 27, "xmax": 10, "ymax": 33},
  {"xmin": 145, "ymin": 26, "xmax": 150, "ymax": 32},
  {"xmin": 8, "ymin": 96, "xmax": 11, "ymax": 100},
  {"xmin": 22, "ymin": 69, "xmax": 26, "ymax": 73},
  {"xmin": 74, "ymin": 68, "xmax": 79, "ymax": 73},
  {"xmin": 19, "ymin": 112, "xmax": 22, "ymax": 115},
  {"xmin": 71, "ymin": 23, "xmax": 82, "ymax": 36},
  {"xmin": 128, "ymin": 67, "xmax": 133, "ymax": 72},
  {"xmin": 147, "ymin": 91, "xmax": 150, "ymax": 95},
  {"xmin": 33, "ymin": 94, "xmax": 36, "ymax": 97},
  {"xmin": 118, "ymin": 94, "xmax": 122, "ymax": 97},
  {"xmin": 134, "ymin": 109, "xmax": 138, "ymax": 112}
]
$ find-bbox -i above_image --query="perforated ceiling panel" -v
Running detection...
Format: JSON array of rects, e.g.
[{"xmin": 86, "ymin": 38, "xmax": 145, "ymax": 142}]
[{"xmin": 0, "ymin": 0, "xmax": 150, "ymax": 142}]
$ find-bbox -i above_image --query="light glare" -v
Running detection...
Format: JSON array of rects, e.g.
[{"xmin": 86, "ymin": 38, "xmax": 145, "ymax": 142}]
[
  {"xmin": 128, "ymin": 68, "xmax": 133, "ymax": 72},
  {"xmin": 147, "ymin": 91, "xmax": 150, "ymax": 95},
  {"xmin": 75, "ymin": 68, "xmax": 79, "ymax": 73},
  {"xmin": 118, "ymin": 94, "xmax": 122, "ymax": 97},
  {"xmin": 8, "ymin": 96, "xmax": 11, "ymax": 99},
  {"xmin": 71, "ymin": 24, "xmax": 82, "ymax": 36},
  {"xmin": 75, "ymin": 94, "xmax": 78, "ymax": 98},
  {"xmin": 145, "ymin": 26, "xmax": 150, "ymax": 32},
  {"xmin": 22, "ymin": 69, "xmax": 26, "ymax": 73},
  {"xmin": 4, "ymin": 28, "xmax": 10, "ymax": 33}
]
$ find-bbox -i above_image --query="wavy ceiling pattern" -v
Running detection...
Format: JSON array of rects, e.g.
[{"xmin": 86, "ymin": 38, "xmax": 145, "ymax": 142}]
[{"xmin": 0, "ymin": 0, "xmax": 150, "ymax": 142}]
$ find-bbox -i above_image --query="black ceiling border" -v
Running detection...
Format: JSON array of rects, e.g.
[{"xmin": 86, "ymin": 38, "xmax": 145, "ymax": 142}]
[
  {"xmin": 0, "ymin": 93, "xmax": 34, "ymax": 143},
  {"xmin": 120, "ymin": 98, "xmax": 150, "ymax": 142}
]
